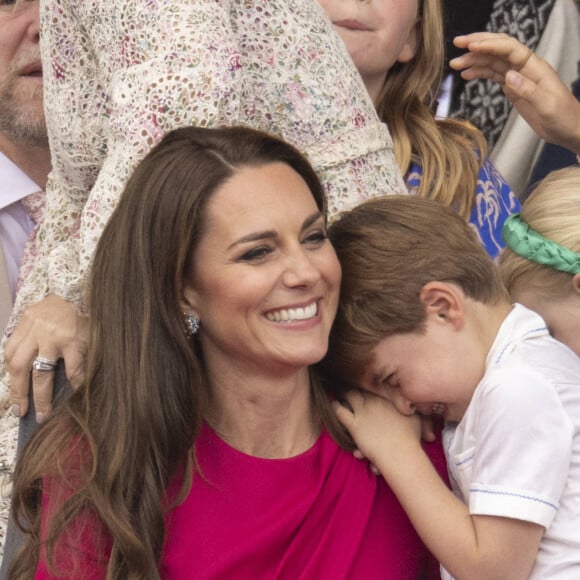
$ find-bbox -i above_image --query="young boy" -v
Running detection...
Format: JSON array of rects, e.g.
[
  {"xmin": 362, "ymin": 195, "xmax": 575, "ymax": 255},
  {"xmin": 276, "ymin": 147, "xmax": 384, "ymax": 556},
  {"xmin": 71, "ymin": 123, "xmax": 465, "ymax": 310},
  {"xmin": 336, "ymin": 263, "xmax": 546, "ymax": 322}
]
[{"xmin": 322, "ymin": 195, "xmax": 580, "ymax": 579}]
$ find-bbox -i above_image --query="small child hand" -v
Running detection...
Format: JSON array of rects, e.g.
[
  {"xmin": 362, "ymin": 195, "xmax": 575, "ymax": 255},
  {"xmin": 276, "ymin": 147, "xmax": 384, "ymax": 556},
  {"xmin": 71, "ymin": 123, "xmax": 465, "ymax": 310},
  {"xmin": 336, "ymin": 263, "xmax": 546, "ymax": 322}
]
[
  {"xmin": 333, "ymin": 390, "xmax": 422, "ymax": 475},
  {"xmin": 419, "ymin": 413, "xmax": 437, "ymax": 443},
  {"xmin": 352, "ymin": 448, "xmax": 381, "ymax": 475}
]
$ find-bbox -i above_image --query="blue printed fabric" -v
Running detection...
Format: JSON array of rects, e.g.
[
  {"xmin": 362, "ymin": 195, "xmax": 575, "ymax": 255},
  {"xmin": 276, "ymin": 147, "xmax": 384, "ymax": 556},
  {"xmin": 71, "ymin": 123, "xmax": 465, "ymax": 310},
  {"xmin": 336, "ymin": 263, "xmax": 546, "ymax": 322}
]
[{"xmin": 406, "ymin": 158, "xmax": 520, "ymax": 260}]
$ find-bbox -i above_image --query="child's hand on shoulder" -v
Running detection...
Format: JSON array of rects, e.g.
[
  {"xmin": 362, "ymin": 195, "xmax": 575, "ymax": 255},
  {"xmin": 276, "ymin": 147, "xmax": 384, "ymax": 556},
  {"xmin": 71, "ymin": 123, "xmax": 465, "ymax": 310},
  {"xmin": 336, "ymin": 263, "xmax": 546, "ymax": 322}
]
[{"xmin": 333, "ymin": 390, "xmax": 422, "ymax": 476}]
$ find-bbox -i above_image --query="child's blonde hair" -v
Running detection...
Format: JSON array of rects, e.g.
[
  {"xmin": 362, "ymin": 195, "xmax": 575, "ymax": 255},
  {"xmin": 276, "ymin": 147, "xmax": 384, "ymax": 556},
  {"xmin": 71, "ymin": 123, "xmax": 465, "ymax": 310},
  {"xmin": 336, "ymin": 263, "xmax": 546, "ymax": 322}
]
[
  {"xmin": 500, "ymin": 166, "xmax": 580, "ymax": 300},
  {"xmin": 376, "ymin": 0, "xmax": 487, "ymax": 219}
]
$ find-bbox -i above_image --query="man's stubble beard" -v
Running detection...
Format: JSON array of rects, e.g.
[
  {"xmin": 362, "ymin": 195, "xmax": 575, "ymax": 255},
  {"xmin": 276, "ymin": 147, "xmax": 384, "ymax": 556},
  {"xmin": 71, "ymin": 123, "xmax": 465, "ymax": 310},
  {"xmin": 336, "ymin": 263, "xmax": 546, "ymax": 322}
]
[{"xmin": 0, "ymin": 48, "xmax": 47, "ymax": 147}]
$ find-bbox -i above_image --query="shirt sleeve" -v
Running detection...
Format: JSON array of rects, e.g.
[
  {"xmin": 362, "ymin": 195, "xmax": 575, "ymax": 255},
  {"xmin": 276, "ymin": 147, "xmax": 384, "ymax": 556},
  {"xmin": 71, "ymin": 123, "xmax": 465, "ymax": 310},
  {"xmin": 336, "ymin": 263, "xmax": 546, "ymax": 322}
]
[
  {"xmin": 468, "ymin": 367, "xmax": 573, "ymax": 529},
  {"xmin": 13, "ymin": 0, "xmax": 404, "ymax": 315}
]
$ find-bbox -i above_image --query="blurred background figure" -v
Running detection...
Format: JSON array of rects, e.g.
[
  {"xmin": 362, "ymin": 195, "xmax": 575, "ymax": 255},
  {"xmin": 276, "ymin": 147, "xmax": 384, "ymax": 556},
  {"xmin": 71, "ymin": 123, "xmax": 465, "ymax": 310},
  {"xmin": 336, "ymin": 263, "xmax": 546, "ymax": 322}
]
[
  {"xmin": 317, "ymin": 0, "xmax": 520, "ymax": 259},
  {"xmin": 0, "ymin": 0, "xmax": 48, "ymax": 334},
  {"xmin": 500, "ymin": 166, "xmax": 580, "ymax": 358},
  {"xmin": 0, "ymin": 0, "xmax": 49, "ymax": 558}
]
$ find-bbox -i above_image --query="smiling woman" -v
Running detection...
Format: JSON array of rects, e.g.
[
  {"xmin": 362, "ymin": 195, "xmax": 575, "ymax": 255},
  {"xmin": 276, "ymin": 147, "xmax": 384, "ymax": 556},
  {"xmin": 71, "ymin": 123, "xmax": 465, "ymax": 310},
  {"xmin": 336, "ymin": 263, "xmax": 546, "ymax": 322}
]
[
  {"xmin": 9, "ymin": 126, "xmax": 444, "ymax": 579},
  {"xmin": 184, "ymin": 161, "xmax": 341, "ymax": 378}
]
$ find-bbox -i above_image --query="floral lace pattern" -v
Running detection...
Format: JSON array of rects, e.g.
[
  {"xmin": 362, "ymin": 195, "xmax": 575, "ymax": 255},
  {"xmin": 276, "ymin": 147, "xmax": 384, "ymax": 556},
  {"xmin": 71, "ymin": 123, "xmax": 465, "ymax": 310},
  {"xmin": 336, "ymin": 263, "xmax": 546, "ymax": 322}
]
[
  {"xmin": 0, "ymin": 0, "xmax": 406, "ymax": 559},
  {"xmin": 11, "ymin": 0, "xmax": 404, "ymax": 321}
]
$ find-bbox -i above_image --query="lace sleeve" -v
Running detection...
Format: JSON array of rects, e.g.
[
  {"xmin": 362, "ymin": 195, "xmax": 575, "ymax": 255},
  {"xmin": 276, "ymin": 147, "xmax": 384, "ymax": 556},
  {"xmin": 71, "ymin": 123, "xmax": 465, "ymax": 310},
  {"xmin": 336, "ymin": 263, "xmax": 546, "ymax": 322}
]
[{"xmin": 14, "ymin": 0, "xmax": 404, "ymax": 315}]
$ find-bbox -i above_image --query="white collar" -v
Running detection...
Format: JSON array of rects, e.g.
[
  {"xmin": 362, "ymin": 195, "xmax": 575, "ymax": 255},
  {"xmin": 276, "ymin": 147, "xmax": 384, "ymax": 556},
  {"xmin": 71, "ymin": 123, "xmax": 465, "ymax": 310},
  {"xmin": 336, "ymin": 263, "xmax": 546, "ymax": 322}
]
[
  {"xmin": 0, "ymin": 151, "xmax": 42, "ymax": 210},
  {"xmin": 486, "ymin": 303, "xmax": 549, "ymax": 368}
]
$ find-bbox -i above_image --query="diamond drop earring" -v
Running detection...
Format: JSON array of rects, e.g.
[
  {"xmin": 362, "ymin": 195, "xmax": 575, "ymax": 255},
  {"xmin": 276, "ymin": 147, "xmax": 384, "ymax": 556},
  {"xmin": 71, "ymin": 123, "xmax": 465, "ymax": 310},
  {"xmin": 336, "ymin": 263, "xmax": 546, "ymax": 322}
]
[{"xmin": 183, "ymin": 312, "xmax": 200, "ymax": 337}]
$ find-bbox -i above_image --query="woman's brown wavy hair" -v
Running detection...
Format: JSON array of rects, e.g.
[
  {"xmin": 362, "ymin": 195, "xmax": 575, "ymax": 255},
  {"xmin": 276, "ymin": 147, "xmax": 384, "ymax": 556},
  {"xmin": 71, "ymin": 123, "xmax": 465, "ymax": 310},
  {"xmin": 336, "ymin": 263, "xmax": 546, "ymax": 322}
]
[
  {"xmin": 10, "ymin": 125, "xmax": 346, "ymax": 579},
  {"xmin": 376, "ymin": 0, "xmax": 487, "ymax": 219}
]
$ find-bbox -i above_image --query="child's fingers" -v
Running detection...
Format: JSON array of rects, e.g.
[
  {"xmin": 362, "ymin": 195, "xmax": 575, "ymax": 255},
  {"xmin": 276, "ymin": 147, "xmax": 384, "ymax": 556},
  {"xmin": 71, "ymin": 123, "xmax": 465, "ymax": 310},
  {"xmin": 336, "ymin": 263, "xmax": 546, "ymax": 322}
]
[
  {"xmin": 332, "ymin": 399, "xmax": 355, "ymax": 429},
  {"xmin": 342, "ymin": 389, "xmax": 365, "ymax": 409},
  {"xmin": 420, "ymin": 415, "xmax": 437, "ymax": 443},
  {"xmin": 353, "ymin": 449, "xmax": 380, "ymax": 475}
]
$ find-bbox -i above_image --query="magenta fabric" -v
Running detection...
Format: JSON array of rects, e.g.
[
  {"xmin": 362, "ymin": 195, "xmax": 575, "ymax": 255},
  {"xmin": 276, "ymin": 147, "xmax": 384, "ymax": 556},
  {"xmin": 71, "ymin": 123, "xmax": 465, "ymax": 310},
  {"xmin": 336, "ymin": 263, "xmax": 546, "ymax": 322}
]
[
  {"xmin": 161, "ymin": 424, "xmax": 444, "ymax": 579},
  {"xmin": 36, "ymin": 424, "xmax": 447, "ymax": 578}
]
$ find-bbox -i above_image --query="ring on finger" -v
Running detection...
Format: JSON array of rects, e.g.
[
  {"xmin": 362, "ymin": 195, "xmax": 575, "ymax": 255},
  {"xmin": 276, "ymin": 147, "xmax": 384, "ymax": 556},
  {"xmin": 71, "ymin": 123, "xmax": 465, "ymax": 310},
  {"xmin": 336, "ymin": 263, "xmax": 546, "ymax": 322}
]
[
  {"xmin": 32, "ymin": 356, "xmax": 58, "ymax": 372},
  {"xmin": 514, "ymin": 47, "xmax": 533, "ymax": 72}
]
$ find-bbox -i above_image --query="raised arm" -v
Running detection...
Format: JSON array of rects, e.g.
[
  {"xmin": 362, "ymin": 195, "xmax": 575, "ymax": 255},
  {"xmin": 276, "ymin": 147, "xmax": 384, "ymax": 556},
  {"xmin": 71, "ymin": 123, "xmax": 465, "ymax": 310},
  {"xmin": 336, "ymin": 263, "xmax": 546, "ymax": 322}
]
[
  {"xmin": 450, "ymin": 32, "xmax": 580, "ymax": 155},
  {"xmin": 334, "ymin": 390, "xmax": 544, "ymax": 579}
]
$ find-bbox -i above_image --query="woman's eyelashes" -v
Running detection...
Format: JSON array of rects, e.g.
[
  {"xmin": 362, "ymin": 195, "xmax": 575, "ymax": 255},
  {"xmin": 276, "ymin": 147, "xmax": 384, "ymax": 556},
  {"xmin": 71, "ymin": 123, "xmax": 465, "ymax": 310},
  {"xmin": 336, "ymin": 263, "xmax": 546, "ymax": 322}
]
[
  {"xmin": 236, "ymin": 230, "xmax": 328, "ymax": 263},
  {"xmin": 303, "ymin": 230, "xmax": 328, "ymax": 246},
  {"xmin": 238, "ymin": 245, "xmax": 273, "ymax": 262}
]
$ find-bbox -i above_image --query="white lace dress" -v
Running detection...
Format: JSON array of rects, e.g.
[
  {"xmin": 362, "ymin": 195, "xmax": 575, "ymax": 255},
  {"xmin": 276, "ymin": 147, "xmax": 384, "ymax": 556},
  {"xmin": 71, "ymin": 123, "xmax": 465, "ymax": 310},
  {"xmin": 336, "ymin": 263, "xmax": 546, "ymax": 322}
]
[{"xmin": 0, "ymin": 0, "xmax": 406, "ymax": 558}]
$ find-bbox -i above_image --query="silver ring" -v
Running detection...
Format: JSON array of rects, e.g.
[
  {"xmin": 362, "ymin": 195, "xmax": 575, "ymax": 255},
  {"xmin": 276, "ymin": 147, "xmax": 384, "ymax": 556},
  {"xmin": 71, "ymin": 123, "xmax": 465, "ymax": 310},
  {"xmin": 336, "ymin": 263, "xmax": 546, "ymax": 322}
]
[{"xmin": 32, "ymin": 356, "xmax": 58, "ymax": 372}]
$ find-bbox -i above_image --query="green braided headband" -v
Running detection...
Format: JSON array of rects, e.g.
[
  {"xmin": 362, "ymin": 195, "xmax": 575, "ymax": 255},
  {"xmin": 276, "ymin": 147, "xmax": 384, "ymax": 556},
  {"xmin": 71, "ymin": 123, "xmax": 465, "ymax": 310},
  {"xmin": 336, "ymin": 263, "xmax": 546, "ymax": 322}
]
[{"xmin": 502, "ymin": 213, "xmax": 580, "ymax": 275}]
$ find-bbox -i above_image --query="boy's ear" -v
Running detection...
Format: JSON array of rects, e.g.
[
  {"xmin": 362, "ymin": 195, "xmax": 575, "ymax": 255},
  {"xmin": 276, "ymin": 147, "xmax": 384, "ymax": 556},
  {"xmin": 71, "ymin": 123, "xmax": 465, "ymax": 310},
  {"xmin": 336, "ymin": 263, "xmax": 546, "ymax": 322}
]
[{"xmin": 419, "ymin": 281, "xmax": 465, "ymax": 330}]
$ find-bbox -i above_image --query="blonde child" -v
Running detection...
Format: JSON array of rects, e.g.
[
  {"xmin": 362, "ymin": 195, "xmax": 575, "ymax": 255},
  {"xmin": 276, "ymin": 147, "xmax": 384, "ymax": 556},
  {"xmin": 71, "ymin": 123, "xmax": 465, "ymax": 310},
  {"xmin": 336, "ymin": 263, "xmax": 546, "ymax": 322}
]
[
  {"xmin": 317, "ymin": 0, "xmax": 520, "ymax": 258},
  {"xmin": 322, "ymin": 195, "xmax": 580, "ymax": 579},
  {"xmin": 500, "ymin": 166, "xmax": 580, "ymax": 357}
]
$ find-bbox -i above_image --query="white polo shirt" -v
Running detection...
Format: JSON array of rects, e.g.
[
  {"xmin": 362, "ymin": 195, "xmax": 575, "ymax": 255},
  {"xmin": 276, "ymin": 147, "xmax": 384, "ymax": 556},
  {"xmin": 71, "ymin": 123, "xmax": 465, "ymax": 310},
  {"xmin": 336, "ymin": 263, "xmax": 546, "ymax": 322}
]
[
  {"xmin": 0, "ymin": 152, "xmax": 40, "ymax": 298},
  {"xmin": 443, "ymin": 304, "xmax": 580, "ymax": 578}
]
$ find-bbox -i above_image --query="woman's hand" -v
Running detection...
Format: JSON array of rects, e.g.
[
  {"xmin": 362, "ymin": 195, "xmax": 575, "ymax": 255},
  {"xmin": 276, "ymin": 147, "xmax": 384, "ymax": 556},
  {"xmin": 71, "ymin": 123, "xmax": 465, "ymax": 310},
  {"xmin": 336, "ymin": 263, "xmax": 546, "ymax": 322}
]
[
  {"xmin": 450, "ymin": 32, "xmax": 580, "ymax": 155},
  {"xmin": 4, "ymin": 294, "xmax": 88, "ymax": 423}
]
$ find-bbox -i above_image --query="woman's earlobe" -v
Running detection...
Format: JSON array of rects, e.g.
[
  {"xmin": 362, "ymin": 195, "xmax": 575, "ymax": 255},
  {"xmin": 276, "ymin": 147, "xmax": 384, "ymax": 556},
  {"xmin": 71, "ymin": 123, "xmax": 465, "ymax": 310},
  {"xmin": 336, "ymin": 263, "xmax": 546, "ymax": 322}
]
[{"xmin": 180, "ymin": 281, "xmax": 200, "ymax": 312}]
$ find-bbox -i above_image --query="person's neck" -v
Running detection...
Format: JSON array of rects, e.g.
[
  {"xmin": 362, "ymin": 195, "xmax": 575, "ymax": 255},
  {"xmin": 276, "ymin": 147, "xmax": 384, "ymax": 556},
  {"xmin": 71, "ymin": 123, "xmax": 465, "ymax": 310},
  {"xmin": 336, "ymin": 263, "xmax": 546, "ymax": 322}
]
[
  {"xmin": 474, "ymin": 299, "xmax": 513, "ymax": 357},
  {"xmin": 205, "ymin": 367, "xmax": 320, "ymax": 459},
  {"xmin": 0, "ymin": 133, "xmax": 51, "ymax": 191}
]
